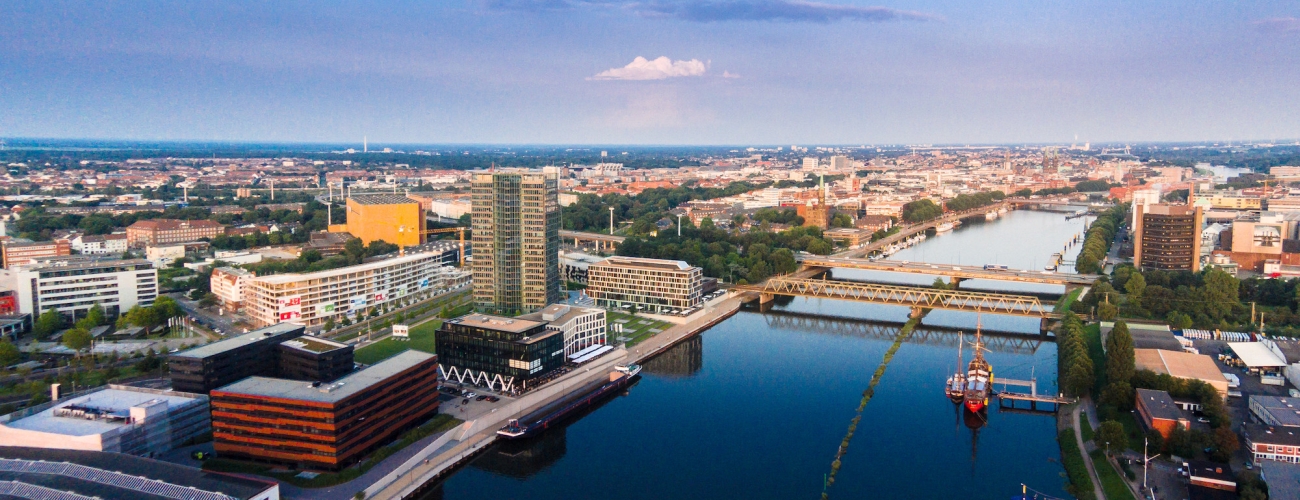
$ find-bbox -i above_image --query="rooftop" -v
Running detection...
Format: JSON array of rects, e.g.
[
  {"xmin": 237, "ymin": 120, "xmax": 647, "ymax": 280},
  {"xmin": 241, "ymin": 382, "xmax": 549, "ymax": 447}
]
[
  {"xmin": 0, "ymin": 447, "xmax": 275, "ymax": 500},
  {"xmin": 213, "ymin": 350, "xmax": 433, "ymax": 404},
  {"xmin": 1, "ymin": 387, "xmax": 204, "ymax": 437},
  {"xmin": 596, "ymin": 255, "xmax": 696, "ymax": 272},
  {"xmin": 279, "ymin": 336, "xmax": 349, "ymax": 354},
  {"xmin": 1250, "ymin": 395, "xmax": 1300, "ymax": 427},
  {"xmin": 1228, "ymin": 341, "xmax": 1288, "ymax": 368},
  {"xmin": 128, "ymin": 219, "xmax": 224, "ymax": 230},
  {"xmin": 1136, "ymin": 388, "xmax": 1184, "ymax": 422},
  {"xmin": 1244, "ymin": 423, "xmax": 1300, "ymax": 446},
  {"xmin": 349, "ymin": 194, "xmax": 419, "ymax": 206},
  {"xmin": 19, "ymin": 257, "xmax": 153, "ymax": 273},
  {"xmin": 1133, "ymin": 349, "xmax": 1229, "ymax": 386},
  {"xmin": 247, "ymin": 251, "xmax": 450, "ymax": 285},
  {"xmin": 170, "ymin": 323, "xmax": 304, "ymax": 359},
  {"xmin": 450, "ymin": 314, "xmax": 547, "ymax": 334}
]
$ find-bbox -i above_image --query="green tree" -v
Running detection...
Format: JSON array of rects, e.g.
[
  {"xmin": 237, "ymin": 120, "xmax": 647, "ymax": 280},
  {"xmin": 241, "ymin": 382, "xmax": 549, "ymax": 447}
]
[
  {"xmin": 33, "ymin": 309, "xmax": 66, "ymax": 340},
  {"xmin": 62, "ymin": 327, "xmax": 93, "ymax": 355},
  {"xmin": 1125, "ymin": 272, "xmax": 1146, "ymax": 303},
  {"xmin": 323, "ymin": 318, "xmax": 336, "ymax": 331},
  {"xmin": 1063, "ymin": 352, "xmax": 1095, "ymax": 397},
  {"xmin": 0, "ymin": 340, "xmax": 19, "ymax": 367},
  {"xmin": 1096, "ymin": 420, "xmax": 1127, "ymax": 454},
  {"xmin": 1101, "ymin": 381, "xmax": 1134, "ymax": 410},
  {"xmin": 1211, "ymin": 425, "xmax": 1239, "ymax": 462},
  {"xmin": 1166, "ymin": 311, "xmax": 1193, "ymax": 330},
  {"xmin": 152, "ymin": 296, "xmax": 183, "ymax": 320},
  {"xmin": 1106, "ymin": 321, "xmax": 1135, "ymax": 385},
  {"xmin": 1097, "ymin": 302, "xmax": 1118, "ymax": 320},
  {"xmin": 1201, "ymin": 268, "xmax": 1239, "ymax": 322}
]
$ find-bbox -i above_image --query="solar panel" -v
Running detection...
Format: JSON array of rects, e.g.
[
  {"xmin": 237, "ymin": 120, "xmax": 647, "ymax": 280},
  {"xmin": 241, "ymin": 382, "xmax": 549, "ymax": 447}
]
[{"xmin": 0, "ymin": 459, "xmax": 238, "ymax": 500}]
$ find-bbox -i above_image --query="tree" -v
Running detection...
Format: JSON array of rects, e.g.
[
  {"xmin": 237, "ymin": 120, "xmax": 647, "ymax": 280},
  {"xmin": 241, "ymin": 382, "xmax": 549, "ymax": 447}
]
[
  {"xmin": 1125, "ymin": 272, "xmax": 1146, "ymax": 303},
  {"xmin": 1063, "ymin": 353, "xmax": 1095, "ymax": 397},
  {"xmin": 1096, "ymin": 420, "xmax": 1127, "ymax": 454},
  {"xmin": 1211, "ymin": 425, "xmax": 1240, "ymax": 462},
  {"xmin": 324, "ymin": 318, "xmax": 336, "ymax": 331},
  {"xmin": 199, "ymin": 293, "xmax": 218, "ymax": 308},
  {"xmin": 0, "ymin": 340, "xmax": 19, "ymax": 367},
  {"xmin": 1146, "ymin": 428, "xmax": 1166, "ymax": 454},
  {"xmin": 1100, "ymin": 381, "xmax": 1133, "ymax": 410},
  {"xmin": 63, "ymin": 327, "xmax": 93, "ymax": 355},
  {"xmin": 1106, "ymin": 321, "xmax": 1135, "ymax": 385},
  {"xmin": 152, "ymin": 296, "xmax": 183, "ymax": 321},
  {"xmin": 33, "ymin": 309, "xmax": 66, "ymax": 340},
  {"xmin": 1166, "ymin": 311, "xmax": 1193, "ymax": 330},
  {"xmin": 1097, "ymin": 302, "xmax": 1118, "ymax": 321}
]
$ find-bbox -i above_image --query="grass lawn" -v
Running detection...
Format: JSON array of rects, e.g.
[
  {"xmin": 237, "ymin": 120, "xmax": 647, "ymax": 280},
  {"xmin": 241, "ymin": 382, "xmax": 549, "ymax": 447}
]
[
  {"xmin": 1058, "ymin": 426, "xmax": 1097, "ymax": 500},
  {"xmin": 1080, "ymin": 415, "xmax": 1095, "ymax": 443},
  {"xmin": 1055, "ymin": 287, "xmax": 1083, "ymax": 313},
  {"xmin": 203, "ymin": 414, "xmax": 462, "ymax": 488},
  {"xmin": 606, "ymin": 311, "xmax": 672, "ymax": 346},
  {"xmin": 353, "ymin": 319, "xmax": 441, "ymax": 364},
  {"xmin": 1090, "ymin": 449, "xmax": 1137, "ymax": 500}
]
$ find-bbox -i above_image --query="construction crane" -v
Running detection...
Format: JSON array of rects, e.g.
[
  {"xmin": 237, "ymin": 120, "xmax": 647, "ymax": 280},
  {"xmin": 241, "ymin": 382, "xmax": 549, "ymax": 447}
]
[{"xmin": 422, "ymin": 226, "xmax": 467, "ymax": 267}]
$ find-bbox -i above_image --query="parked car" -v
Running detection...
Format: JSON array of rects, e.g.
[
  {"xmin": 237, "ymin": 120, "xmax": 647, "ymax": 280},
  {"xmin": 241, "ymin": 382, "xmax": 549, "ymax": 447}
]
[{"xmin": 464, "ymin": 392, "xmax": 477, "ymax": 399}]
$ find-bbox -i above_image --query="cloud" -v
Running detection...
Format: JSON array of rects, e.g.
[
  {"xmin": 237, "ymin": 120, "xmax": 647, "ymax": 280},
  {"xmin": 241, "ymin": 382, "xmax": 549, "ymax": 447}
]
[
  {"xmin": 722, "ymin": 70, "xmax": 741, "ymax": 78},
  {"xmin": 590, "ymin": 56, "xmax": 707, "ymax": 80},
  {"xmin": 1254, "ymin": 17, "xmax": 1300, "ymax": 34},
  {"xmin": 481, "ymin": 0, "xmax": 579, "ymax": 12},
  {"xmin": 632, "ymin": 1, "xmax": 938, "ymax": 23}
]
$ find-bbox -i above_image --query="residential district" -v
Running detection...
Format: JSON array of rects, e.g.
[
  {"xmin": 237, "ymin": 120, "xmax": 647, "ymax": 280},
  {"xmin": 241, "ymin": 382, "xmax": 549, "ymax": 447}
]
[{"xmin": 0, "ymin": 143, "xmax": 1300, "ymax": 499}]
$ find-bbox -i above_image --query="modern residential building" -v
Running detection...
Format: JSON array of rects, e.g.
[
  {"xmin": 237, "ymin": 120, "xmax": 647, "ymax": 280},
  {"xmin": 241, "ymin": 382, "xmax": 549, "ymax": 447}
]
[
  {"xmin": 1135, "ymin": 388, "xmax": 1189, "ymax": 438},
  {"xmin": 1, "ymin": 257, "xmax": 157, "ymax": 320},
  {"xmin": 276, "ymin": 336, "xmax": 354, "ymax": 382},
  {"xmin": 520, "ymin": 303, "xmax": 607, "ymax": 356},
  {"xmin": 211, "ymin": 266, "xmax": 255, "ymax": 312},
  {"xmin": 1133, "ymin": 203, "xmax": 1203, "ymax": 271},
  {"xmin": 240, "ymin": 251, "xmax": 469, "ymax": 328},
  {"xmin": 1244, "ymin": 423, "xmax": 1300, "ymax": 464},
  {"xmin": 0, "ymin": 239, "xmax": 70, "ymax": 269},
  {"xmin": 328, "ymin": 194, "xmax": 425, "ymax": 247},
  {"xmin": 0, "ymin": 447, "xmax": 280, "ymax": 500},
  {"xmin": 435, "ymin": 314, "xmax": 565, "ymax": 393},
  {"xmin": 69, "ymin": 233, "xmax": 128, "ymax": 255},
  {"xmin": 802, "ymin": 157, "xmax": 818, "ymax": 170},
  {"xmin": 587, "ymin": 256, "xmax": 703, "ymax": 313},
  {"xmin": 1250, "ymin": 396, "xmax": 1300, "ymax": 428},
  {"xmin": 471, "ymin": 172, "xmax": 561, "ymax": 314},
  {"xmin": 210, "ymin": 350, "xmax": 440, "ymax": 471},
  {"xmin": 168, "ymin": 323, "xmax": 307, "ymax": 394},
  {"xmin": 0, "ymin": 384, "xmax": 209, "ymax": 457},
  {"xmin": 125, "ymin": 219, "xmax": 226, "ymax": 247}
]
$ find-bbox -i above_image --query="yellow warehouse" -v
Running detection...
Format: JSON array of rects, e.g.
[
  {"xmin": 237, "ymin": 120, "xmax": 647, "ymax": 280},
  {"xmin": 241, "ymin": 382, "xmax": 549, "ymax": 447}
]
[{"xmin": 333, "ymin": 194, "xmax": 425, "ymax": 247}]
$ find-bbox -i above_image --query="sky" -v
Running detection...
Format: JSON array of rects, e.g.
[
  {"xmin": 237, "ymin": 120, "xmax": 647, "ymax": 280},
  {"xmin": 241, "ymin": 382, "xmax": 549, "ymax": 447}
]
[{"xmin": 1, "ymin": 1, "xmax": 1298, "ymax": 145}]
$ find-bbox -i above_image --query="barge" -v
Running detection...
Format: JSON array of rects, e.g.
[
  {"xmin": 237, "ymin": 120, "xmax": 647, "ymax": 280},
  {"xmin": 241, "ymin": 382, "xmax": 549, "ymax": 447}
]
[{"xmin": 498, "ymin": 364, "xmax": 641, "ymax": 439}]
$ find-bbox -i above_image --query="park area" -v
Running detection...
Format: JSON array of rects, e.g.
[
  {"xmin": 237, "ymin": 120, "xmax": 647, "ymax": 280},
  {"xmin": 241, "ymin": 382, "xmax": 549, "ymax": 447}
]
[{"xmin": 353, "ymin": 320, "xmax": 440, "ymax": 365}]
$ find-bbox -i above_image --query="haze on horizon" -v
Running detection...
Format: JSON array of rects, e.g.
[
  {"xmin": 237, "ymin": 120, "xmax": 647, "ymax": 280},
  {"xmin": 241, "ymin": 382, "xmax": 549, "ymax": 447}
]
[{"xmin": 1, "ymin": 1, "xmax": 1298, "ymax": 146}]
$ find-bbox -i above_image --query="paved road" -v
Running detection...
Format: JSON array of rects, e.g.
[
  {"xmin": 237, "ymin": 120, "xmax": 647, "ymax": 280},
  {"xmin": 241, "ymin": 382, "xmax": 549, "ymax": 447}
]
[
  {"xmin": 1073, "ymin": 401, "xmax": 1107, "ymax": 500},
  {"xmin": 171, "ymin": 293, "xmax": 240, "ymax": 335}
]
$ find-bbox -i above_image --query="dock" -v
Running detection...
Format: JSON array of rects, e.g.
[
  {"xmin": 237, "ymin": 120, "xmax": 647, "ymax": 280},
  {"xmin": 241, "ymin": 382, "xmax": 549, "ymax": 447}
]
[{"xmin": 994, "ymin": 377, "xmax": 1076, "ymax": 412}]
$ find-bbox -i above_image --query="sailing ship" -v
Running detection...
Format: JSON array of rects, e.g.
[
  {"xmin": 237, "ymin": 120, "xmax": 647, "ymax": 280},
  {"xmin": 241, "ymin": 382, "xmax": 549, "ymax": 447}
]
[
  {"xmin": 962, "ymin": 322, "xmax": 994, "ymax": 413},
  {"xmin": 945, "ymin": 335, "xmax": 966, "ymax": 402}
]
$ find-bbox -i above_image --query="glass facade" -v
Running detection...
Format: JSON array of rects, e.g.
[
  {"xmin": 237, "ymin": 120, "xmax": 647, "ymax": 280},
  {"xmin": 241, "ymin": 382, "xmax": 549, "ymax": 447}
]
[
  {"xmin": 435, "ymin": 315, "xmax": 565, "ymax": 391},
  {"xmin": 472, "ymin": 172, "xmax": 561, "ymax": 314}
]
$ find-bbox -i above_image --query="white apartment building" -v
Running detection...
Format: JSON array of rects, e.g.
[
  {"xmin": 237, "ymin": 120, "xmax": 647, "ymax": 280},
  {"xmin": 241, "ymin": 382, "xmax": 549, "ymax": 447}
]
[
  {"xmin": 210, "ymin": 267, "xmax": 254, "ymax": 312},
  {"xmin": 802, "ymin": 157, "xmax": 819, "ymax": 170},
  {"xmin": 2, "ymin": 257, "xmax": 158, "ymax": 320},
  {"xmin": 241, "ymin": 252, "xmax": 470, "ymax": 328},
  {"xmin": 587, "ymin": 256, "xmax": 703, "ymax": 313},
  {"xmin": 70, "ymin": 234, "xmax": 128, "ymax": 255},
  {"xmin": 521, "ymin": 303, "xmax": 607, "ymax": 356}
]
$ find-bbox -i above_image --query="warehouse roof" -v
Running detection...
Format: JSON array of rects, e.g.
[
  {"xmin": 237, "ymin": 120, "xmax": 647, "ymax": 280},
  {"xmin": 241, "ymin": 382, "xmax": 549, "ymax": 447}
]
[
  {"xmin": 1228, "ymin": 342, "xmax": 1288, "ymax": 367},
  {"xmin": 1133, "ymin": 349, "xmax": 1229, "ymax": 386}
]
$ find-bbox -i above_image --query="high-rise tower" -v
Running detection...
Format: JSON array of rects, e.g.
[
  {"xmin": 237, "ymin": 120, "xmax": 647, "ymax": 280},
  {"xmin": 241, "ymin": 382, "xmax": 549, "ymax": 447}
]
[{"xmin": 471, "ymin": 171, "xmax": 561, "ymax": 314}]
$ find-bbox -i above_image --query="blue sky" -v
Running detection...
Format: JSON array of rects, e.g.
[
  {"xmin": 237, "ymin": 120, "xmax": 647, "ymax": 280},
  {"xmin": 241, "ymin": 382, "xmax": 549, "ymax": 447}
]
[{"xmin": 1, "ymin": 1, "xmax": 1298, "ymax": 145}]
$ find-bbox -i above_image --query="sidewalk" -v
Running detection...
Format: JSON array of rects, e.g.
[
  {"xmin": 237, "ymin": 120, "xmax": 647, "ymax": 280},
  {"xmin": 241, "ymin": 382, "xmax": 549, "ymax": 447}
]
[{"xmin": 1073, "ymin": 401, "xmax": 1107, "ymax": 500}]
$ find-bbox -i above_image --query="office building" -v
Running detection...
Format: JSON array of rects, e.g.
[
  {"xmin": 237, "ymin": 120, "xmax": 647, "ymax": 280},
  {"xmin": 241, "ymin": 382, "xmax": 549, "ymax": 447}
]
[
  {"xmin": 829, "ymin": 155, "xmax": 850, "ymax": 170},
  {"xmin": 2, "ymin": 257, "xmax": 157, "ymax": 320},
  {"xmin": 276, "ymin": 336, "xmax": 354, "ymax": 382},
  {"xmin": 0, "ymin": 239, "xmax": 70, "ymax": 269},
  {"xmin": 168, "ymin": 323, "xmax": 307, "ymax": 394},
  {"xmin": 329, "ymin": 194, "xmax": 425, "ymax": 247},
  {"xmin": 126, "ymin": 219, "xmax": 226, "ymax": 247},
  {"xmin": 471, "ymin": 172, "xmax": 561, "ymax": 314},
  {"xmin": 0, "ymin": 385, "xmax": 209, "ymax": 457},
  {"xmin": 435, "ymin": 314, "xmax": 565, "ymax": 393},
  {"xmin": 520, "ymin": 303, "xmax": 607, "ymax": 356},
  {"xmin": 802, "ymin": 157, "xmax": 818, "ymax": 170},
  {"xmin": 1249, "ymin": 396, "xmax": 1300, "ymax": 428},
  {"xmin": 0, "ymin": 447, "xmax": 280, "ymax": 500},
  {"xmin": 211, "ymin": 266, "xmax": 255, "ymax": 312},
  {"xmin": 1244, "ymin": 423, "xmax": 1300, "ymax": 464},
  {"xmin": 69, "ymin": 233, "xmax": 128, "ymax": 255},
  {"xmin": 240, "ymin": 251, "xmax": 469, "ymax": 328},
  {"xmin": 587, "ymin": 256, "xmax": 703, "ymax": 313},
  {"xmin": 210, "ymin": 350, "xmax": 440, "ymax": 471},
  {"xmin": 1133, "ymin": 203, "xmax": 1203, "ymax": 271}
]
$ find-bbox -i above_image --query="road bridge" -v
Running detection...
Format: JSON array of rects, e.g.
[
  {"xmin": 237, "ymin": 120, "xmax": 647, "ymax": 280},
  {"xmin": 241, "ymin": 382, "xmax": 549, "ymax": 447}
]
[
  {"xmin": 560, "ymin": 230, "xmax": 625, "ymax": 251},
  {"xmin": 760, "ymin": 310, "xmax": 1051, "ymax": 354},
  {"xmin": 799, "ymin": 256, "xmax": 1098, "ymax": 287},
  {"xmin": 732, "ymin": 276, "xmax": 1062, "ymax": 323}
]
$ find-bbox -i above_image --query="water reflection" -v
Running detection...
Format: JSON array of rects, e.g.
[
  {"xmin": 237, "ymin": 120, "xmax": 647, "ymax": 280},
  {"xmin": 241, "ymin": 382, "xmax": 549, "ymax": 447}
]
[
  {"xmin": 469, "ymin": 426, "xmax": 568, "ymax": 479},
  {"xmin": 758, "ymin": 308, "xmax": 1051, "ymax": 355},
  {"xmin": 641, "ymin": 335, "xmax": 703, "ymax": 377}
]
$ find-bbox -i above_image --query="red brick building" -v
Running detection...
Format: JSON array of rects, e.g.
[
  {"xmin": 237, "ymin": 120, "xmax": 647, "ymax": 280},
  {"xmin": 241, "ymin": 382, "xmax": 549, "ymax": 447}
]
[
  {"xmin": 126, "ymin": 219, "xmax": 226, "ymax": 247},
  {"xmin": 210, "ymin": 351, "xmax": 440, "ymax": 470},
  {"xmin": 1136, "ymin": 388, "xmax": 1189, "ymax": 438},
  {"xmin": 1, "ymin": 239, "xmax": 71, "ymax": 269}
]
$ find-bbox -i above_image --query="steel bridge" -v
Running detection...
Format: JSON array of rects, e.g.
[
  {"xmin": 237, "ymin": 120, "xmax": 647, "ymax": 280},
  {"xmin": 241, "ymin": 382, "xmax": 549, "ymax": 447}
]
[
  {"xmin": 760, "ymin": 310, "xmax": 1051, "ymax": 354},
  {"xmin": 799, "ymin": 256, "xmax": 1098, "ymax": 286},
  {"xmin": 733, "ymin": 277, "xmax": 1062, "ymax": 320}
]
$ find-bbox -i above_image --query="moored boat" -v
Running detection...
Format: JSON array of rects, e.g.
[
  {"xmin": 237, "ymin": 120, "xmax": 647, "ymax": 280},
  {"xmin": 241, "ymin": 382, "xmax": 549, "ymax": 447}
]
[
  {"xmin": 498, "ymin": 364, "xmax": 641, "ymax": 439},
  {"xmin": 962, "ymin": 324, "xmax": 993, "ymax": 413}
]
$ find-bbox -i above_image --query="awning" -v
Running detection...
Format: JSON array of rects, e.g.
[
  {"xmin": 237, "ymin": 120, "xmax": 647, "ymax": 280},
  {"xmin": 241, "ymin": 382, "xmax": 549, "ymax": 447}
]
[{"xmin": 1227, "ymin": 342, "xmax": 1288, "ymax": 368}]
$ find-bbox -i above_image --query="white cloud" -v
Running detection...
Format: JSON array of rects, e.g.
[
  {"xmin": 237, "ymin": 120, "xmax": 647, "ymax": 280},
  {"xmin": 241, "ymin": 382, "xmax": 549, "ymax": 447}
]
[
  {"xmin": 589, "ymin": 56, "xmax": 707, "ymax": 81},
  {"xmin": 722, "ymin": 70, "xmax": 741, "ymax": 79}
]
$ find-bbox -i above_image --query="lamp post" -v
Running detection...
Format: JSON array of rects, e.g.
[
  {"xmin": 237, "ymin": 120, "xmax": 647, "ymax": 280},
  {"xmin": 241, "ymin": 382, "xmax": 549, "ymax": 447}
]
[{"xmin": 677, "ymin": 214, "xmax": 683, "ymax": 236}]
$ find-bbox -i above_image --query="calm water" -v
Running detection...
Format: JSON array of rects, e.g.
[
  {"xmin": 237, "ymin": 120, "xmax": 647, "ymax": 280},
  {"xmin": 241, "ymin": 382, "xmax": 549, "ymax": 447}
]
[{"xmin": 427, "ymin": 210, "xmax": 1083, "ymax": 500}]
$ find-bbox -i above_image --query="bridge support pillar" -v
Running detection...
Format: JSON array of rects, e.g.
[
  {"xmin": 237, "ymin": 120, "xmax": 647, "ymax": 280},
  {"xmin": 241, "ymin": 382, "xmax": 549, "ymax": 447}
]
[
  {"xmin": 909, "ymin": 307, "xmax": 927, "ymax": 319},
  {"xmin": 950, "ymin": 277, "xmax": 966, "ymax": 289},
  {"xmin": 759, "ymin": 293, "xmax": 776, "ymax": 305}
]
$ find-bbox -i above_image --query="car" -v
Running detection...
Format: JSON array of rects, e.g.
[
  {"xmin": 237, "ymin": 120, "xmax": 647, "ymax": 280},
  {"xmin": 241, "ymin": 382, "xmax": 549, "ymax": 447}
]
[
  {"xmin": 464, "ymin": 392, "xmax": 477, "ymax": 399},
  {"xmin": 461, "ymin": 398, "xmax": 470, "ymax": 405},
  {"xmin": 901, "ymin": 260, "xmax": 910, "ymax": 264},
  {"xmin": 1245, "ymin": 462, "xmax": 1253, "ymax": 470},
  {"xmin": 485, "ymin": 396, "xmax": 500, "ymax": 402},
  {"xmin": 475, "ymin": 395, "xmax": 488, "ymax": 401},
  {"xmin": 952, "ymin": 266, "xmax": 962, "ymax": 271},
  {"xmin": 1197, "ymin": 417, "xmax": 1210, "ymax": 423}
]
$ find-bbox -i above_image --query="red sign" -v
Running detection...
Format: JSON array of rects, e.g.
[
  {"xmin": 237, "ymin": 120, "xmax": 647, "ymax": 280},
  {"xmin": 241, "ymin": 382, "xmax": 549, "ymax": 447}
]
[{"xmin": 0, "ymin": 296, "xmax": 15, "ymax": 315}]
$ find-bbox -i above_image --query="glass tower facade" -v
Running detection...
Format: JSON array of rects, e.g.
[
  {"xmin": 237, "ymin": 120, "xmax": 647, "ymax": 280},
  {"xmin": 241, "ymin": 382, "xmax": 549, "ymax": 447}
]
[{"xmin": 471, "ymin": 172, "xmax": 561, "ymax": 314}]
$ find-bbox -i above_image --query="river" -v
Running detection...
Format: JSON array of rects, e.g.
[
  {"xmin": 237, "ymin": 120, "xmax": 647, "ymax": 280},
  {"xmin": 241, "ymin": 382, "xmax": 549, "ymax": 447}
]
[{"xmin": 423, "ymin": 209, "xmax": 1086, "ymax": 500}]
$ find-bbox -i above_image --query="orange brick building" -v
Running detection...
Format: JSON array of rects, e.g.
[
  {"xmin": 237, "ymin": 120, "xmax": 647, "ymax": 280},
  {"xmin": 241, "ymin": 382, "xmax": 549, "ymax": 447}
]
[
  {"xmin": 0, "ymin": 239, "xmax": 70, "ymax": 268},
  {"xmin": 210, "ymin": 351, "xmax": 440, "ymax": 470},
  {"xmin": 1136, "ymin": 388, "xmax": 1189, "ymax": 438},
  {"xmin": 126, "ymin": 219, "xmax": 226, "ymax": 247}
]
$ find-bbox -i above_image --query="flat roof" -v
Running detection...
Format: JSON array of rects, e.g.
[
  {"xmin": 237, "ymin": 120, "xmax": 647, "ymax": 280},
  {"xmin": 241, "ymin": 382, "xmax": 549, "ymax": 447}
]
[
  {"xmin": 213, "ymin": 350, "xmax": 432, "ymax": 404},
  {"xmin": 1249, "ymin": 395, "xmax": 1300, "ymax": 427},
  {"xmin": 279, "ymin": 336, "xmax": 348, "ymax": 354},
  {"xmin": 1259, "ymin": 461, "xmax": 1300, "ymax": 500},
  {"xmin": 596, "ymin": 256, "xmax": 695, "ymax": 272},
  {"xmin": 1245, "ymin": 423, "xmax": 1300, "ymax": 446},
  {"xmin": 450, "ymin": 314, "xmax": 545, "ymax": 334},
  {"xmin": 1136, "ymin": 388, "xmax": 1184, "ymax": 422},
  {"xmin": 247, "ymin": 251, "xmax": 446, "ymax": 284},
  {"xmin": 0, "ymin": 447, "xmax": 274, "ymax": 500},
  {"xmin": 1134, "ymin": 349, "xmax": 1230, "ymax": 386},
  {"xmin": 171, "ymin": 323, "xmax": 303, "ymax": 359},
  {"xmin": 2, "ymin": 388, "xmax": 204, "ymax": 437},
  {"xmin": 1228, "ymin": 342, "xmax": 1288, "ymax": 367},
  {"xmin": 349, "ymin": 194, "xmax": 418, "ymax": 206}
]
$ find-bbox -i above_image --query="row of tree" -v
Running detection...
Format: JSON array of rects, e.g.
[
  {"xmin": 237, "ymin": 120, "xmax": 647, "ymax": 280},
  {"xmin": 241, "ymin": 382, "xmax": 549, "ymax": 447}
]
[
  {"xmin": 1073, "ymin": 204, "xmax": 1126, "ymax": 274},
  {"xmin": 561, "ymin": 180, "xmax": 766, "ymax": 234},
  {"xmin": 615, "ymin": 219, "xmax": 834, "ymax": 284},
  {"xmin": 1090, "ymin": 265, "xmax": 1245, "ymax": 330}
]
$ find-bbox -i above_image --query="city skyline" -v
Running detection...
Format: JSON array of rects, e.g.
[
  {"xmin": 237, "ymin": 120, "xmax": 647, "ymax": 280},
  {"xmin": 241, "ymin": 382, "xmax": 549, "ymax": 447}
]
[{"xmin": 2, "ymin": 1, "xmax": 1298, "ymax": 145}]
